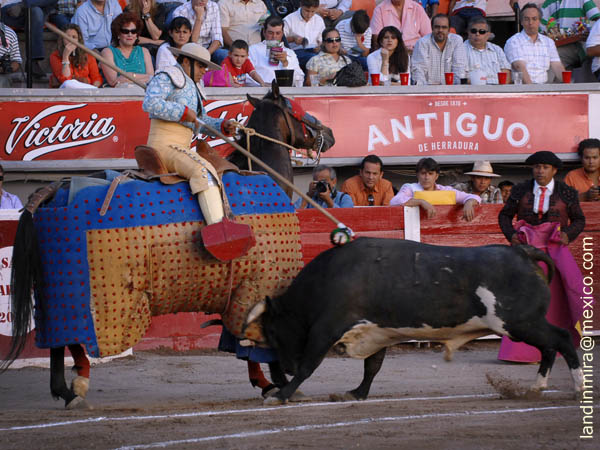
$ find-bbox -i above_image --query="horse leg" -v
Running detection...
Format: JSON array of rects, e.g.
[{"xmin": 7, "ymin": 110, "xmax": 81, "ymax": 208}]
[
  {"xmin": 68, "ymin": 344, "xmax": 90, "ymax": 398},
  {"xmin": 50, "ymin": 347, "xmax": 87, "ymax": 409},
  {"xmin": 330, "ymin": 348, "xmax": 387, "ymax": 402}
]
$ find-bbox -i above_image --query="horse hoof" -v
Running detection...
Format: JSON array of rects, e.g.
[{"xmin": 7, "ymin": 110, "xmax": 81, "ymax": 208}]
[
  {"xmin": 289, "ymin": 390, "xmax": 311, "ymax": 402},
  {"xmin": 71, "ymin": 375, "xmax": 90, "ymax": 398},
  {"xmin": 329, "ymin": 392, "xmax": 357, "ymax": 402},
  {"xmin": 66, "ymin": 396, "xmax": 92, "ymax": 410},
  {"xmin": 263, "ymin": 396, "xmax": 287, "ymax": 406}
]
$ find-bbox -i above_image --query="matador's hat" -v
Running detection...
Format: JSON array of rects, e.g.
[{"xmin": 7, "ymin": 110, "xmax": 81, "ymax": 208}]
[
  {"xmin": 170, "ymin": 43, "xmax": 221, "ymax": 71},
  {"xmin": 525, "ymin": 151, "xmax": 563, "ymax": 169}
]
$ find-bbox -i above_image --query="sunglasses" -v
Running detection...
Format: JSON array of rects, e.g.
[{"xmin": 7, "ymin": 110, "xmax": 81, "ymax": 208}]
[
  {"xmin": 469, "ymin": 28, "xmax": 488, "ymax": 35},
  {"xmin": 324, "ymin": 37, "xmax": 341, "ymax": 43},
  {"xmin": 367, "ymin": 194, "xmax": 374, "ymax": 206},
  {"xmin": 120, "ymin": 28, "xmax": 138, "ymax": 35}
]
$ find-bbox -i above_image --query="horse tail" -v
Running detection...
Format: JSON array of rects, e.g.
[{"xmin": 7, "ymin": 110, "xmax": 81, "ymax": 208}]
[
  {"xmin": 517, "ymin": 244, "xmax": 555, "ymax": 285},
  {"xmin": 1, "ymin": 181, "xmax": 62, "ymax": 371}
]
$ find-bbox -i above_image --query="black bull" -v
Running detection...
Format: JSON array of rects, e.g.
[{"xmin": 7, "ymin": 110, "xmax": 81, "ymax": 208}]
[{"xmin": 247, "ymin": 237, "xmax": 584, "ymax": 403}]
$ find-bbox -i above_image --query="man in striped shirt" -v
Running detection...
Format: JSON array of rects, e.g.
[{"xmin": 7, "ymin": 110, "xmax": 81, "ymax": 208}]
[
  {"xmin": 541, "ymin": 0, "xmax": 600, "ymax": 69},
  {"xmin": 173, "ymin": 0, "xmax": 224, "ymax": 57},
  {"xmin": 0, "ymin": 20, "xmax": 21, "ymax": 87},
  {"xmin": 463, "ymin": 16, "xmax": 510, "ymax": 84},
  {"xmin": 504, "ymin": 3, "xmax": 565, "ymax": 84}
]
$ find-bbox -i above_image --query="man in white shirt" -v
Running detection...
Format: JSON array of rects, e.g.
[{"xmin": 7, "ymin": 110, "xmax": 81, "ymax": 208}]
[
  {"xmin": 336, "ymin": 8, "xmax": 371, "ymax": 70},
  {"xmin": 503, "ymin": 3, "xmax": 565, "ymax": 84},
  {"xmin": 0, "ymin": 164, "xmax": 23, "ymax": 210},
  {"xmin": 587, "ymin": 18, "xmax": 600, "ymax": 81},
  {"xmin": 284, "ymin": 0, "xmax": 325, "ymax": 70},
  {"xmin": 248, "ymin": 15, "xmax": 304, "ymax": 86},
  {"xmin": 219, "ymin": 0, "xmax": 267, "ymax": 48}
]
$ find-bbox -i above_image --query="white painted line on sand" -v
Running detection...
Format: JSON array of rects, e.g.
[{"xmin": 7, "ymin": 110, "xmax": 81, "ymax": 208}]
[
  {"xmin": 115, "ymin": 404, "xmax": 597, "ymax": 450},
  {"xmin": 0, "ymin": 391, "xmax": 563, "ymax": 432}
]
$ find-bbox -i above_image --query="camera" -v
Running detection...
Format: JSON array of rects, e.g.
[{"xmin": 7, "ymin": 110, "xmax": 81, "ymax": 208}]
[
  {"xmin": 0, "ymin": 55, "xmax": 11, "ymax": 74},
  {"xmin": 315, "ymin": 180, "xmax": 329, "ymax": 194}
]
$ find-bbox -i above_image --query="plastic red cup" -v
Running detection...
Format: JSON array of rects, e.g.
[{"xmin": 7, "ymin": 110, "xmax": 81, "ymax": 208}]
[
  {"xmin": 400, "ymin": 73, "xmax": 409, "ymax": 85},
  {"xmin": 370, "ymin": 73, "xmax": 380, "ymax": 86},
  {"xmin": 497, "ymin": 72, "xmax": 508, "ymax": 85},
  {"xmin": 444, "ymin": 72, "xmax": 454, "ymax": 85},
  {"xmin": 562, "ymin": 71, "xmax": 572, "ymax": 83}
]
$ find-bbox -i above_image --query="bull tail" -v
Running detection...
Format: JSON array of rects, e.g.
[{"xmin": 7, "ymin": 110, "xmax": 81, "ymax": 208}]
[
  {"xmin": 0, "ymin": 209, "xmax": 45, "ymax": 371},
  {"xmin": 517, "ymin": 244, "xmax": 555, "ymax": 285}
]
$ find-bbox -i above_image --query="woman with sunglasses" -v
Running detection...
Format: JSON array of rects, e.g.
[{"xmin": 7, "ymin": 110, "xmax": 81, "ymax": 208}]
[
  {"xmin": 367, "ymin": 26, "xmax": 409, "ymax": 85},
  {"xmin": 100, "ymin": 12, "xmax": 154, "ymax": 87},
  {"xmin": 155, "ymin": 17, "xmax": 193, "ymax": 71},
  {"xmin": 306, "ymin": 28, "xmax": 350, "ymax": 86},
  {"xmin": 49, "ymin": 24, "xmax": 102, "ymax": 88}
]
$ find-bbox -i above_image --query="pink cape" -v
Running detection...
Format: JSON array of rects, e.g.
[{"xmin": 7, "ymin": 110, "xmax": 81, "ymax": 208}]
[{"xmin": 498, "ymin": 221, "xmax": 586, "ymax": 363}]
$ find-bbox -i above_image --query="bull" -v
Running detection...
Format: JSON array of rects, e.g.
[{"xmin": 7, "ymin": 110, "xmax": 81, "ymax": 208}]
[{"xmin": 246, "ymin": 237, "xmax": 584, "ymax": 404}]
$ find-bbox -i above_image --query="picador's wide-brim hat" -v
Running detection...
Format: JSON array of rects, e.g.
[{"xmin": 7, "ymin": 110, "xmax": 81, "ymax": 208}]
[
  {"xmin": 169, "ymin": 43, "xmax": 221, "ymax": 71},
  {"xmin": 464, "ymin": 160, "xmax": 500, "ymax": 177},
  {"xmin": 525, "ymin": 151, "xmax": 563, "ymax": 169}
]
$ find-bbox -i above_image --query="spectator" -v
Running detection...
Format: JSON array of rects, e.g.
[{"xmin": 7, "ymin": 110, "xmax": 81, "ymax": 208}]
[
  {"xmin": 222, "ymin": 39, "xmax": 266, "ymax": 86},
  {"xmin": 463, "ymin": 16, "xmax": 510, "ymax": 85},
  {"xmin": 50, "ymin": 0, "xmax": 78, "ymax": 30},
  {"xmin": 172, "ymin": 0, "xmax": 224, "ymax": 60},
  {"xmin": 498, "ymin": 180, "xmax": 514, "ymax": 203},
  {"xmin": 341, "ymin": 155, "xmax": 395, "ymax": 206},
  {"xmin": 283, "ymin": 0, "xmax": 325, "ymax": 71},
  {"xmin": 587, "ymin": 16, "xmax": 600, "ymax": 81},
  {"xmin": 0, "ymin": 164, "xmax": 23, "ymax": 209},
  {"xmin": 453, "ymin": 160, "xmax": 503, "ymax": 204},
  {"xmin": 411, "ymin": 13, "xmax": 467, "ymax": 85},
  {"xmin": 50, "ymin": 23, "xmax": 102, "ymax": 88},
  {"xmin": 447, "ymin": 0, "xmax": 486, "ymax": 37},
  {"xmin": 370, "ymin": 0, "xmax": 431, "ymax": 53},
  {"xmin": 219, "ymin": 0, "xmax": 267, "ymax": 49},
  {"xmin": 72, "ymin": 0, "xmax": 123, "ymax": 51},
  {"xmin": 125, "ymin": 0, "xmax": 169, "ymax": 52},
  {"xmin": 367, "ymin": 25, "xmax": 410, "ymax": 85},
  {"xmin": 306, "ymin": 27, "xmax": 350, "ymax": 85},
  {"xmin": 503, "ymin": 3, "xmax": 565, "ymax": 84},
  {"xmin": 1, "ymin": 0, "xmax": 57, "ymax": 78},
  {"xmin": 497, "ymin": 150, "xmax": 585, "ymax": 363},
  {"xmin": 564, "ymin": 138, "xmax": 600, "ymax": 202},
  {"xmin": 419, "ymin": 0, "xmax": 439, "ymax": 17},
  {"xmin": 317, "ymin": 0, "xmax": 352, "ymax": 27},
  {"xmin": 541, "ymin": 0, "xmax": 600, "ymax": 70},
  {"xmin": 295, "ymin": 165, "xmax": 354, "ymax": 209},
  {"xmin": 0, "ymin": 19, "xmax": 22, "ymax": 87},
  {"xmin": 335, "ymin": 9, "xmax": 371, "ymax": 71},
  {"xmin": 100, "ymin": 12, "xmax": 154, "ymax": 86},
  {"xmin": 247, "ymin": 15, "xmax": 304, "ymax": 86},
  {"xmin": 390, "ymin": 157, "xmax": 481, "ymax": 221},
  {"xmin": 155, "ymin": 16, "xmax": 191, "ymax": 71}
]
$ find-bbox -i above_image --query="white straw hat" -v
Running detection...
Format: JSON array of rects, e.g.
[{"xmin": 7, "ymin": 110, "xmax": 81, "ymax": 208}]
[
  {"xmin": 464, "ymin": 160, "xmax": 500, "ymax": 177},
  {"xmin": 169, "ymin": 43, "xmax": 221, "ymax": 71}
]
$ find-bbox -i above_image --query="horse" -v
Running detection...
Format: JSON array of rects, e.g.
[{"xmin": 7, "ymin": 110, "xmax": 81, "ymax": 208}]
[
  {"xmin": 2, "ymin": 84, "xmax": 332, "ymax": 409},
  {"xmin": 228, "ymin": 80, "xmax": 335, "ymax": 199}
]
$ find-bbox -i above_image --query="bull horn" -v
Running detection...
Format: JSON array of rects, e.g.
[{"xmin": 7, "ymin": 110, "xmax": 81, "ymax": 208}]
[{"xmin": 246, "ymin": 301, "xmax": 266, "ymax": 324}]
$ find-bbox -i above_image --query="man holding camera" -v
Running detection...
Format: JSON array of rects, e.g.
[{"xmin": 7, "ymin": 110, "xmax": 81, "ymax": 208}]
[
  {"xmin": 295, "ymin": 165, "xmax": 353, "ymax": 209},
  {"xmin": 0, "ymin": 21, "xmax": 22, "ymax": 87}
]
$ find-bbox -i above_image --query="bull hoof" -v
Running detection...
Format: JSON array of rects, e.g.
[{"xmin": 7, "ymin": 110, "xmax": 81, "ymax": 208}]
[
  {"xmin": 263, "ymin": 395, "xmax": 287, "ymax": 406},
  {"xmin": 71, "ymin": 376, "xmax": 90, "ymax": 398},
  {"xmin": 329, "ymin": 392, "xmax": 358, "ymax": 402},
  {"xmin": 289, "ymin": 390, "xmax": 311, "ymax": 402},
  {"xmin": 261, "ymin": 384, "xmax": 279, "ymax": 399},
  {"xmin": 66, "ymin": 396, "xmax": 92, "ymax": 410}
]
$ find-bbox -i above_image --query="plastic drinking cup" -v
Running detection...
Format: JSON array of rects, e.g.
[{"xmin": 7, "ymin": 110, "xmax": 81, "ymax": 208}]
[
  {"xmin": 309, "ymin": 74, "xmax": 320, "ymax": 86},
  {"xmin": 370, "ymin": 73, "xmax": 380, "ymax": 86},
  {"xmin": 497, "ymin": 72, "xmax": 508, "ymax": 85},
  {"xmin": 444, "ymin": 72, "xmax": 454, "ymax": 85},
  {"xmin": 562, "ymin": 71, "xmax": 572, "ymax": 83},
  {"xmin": 400, "ymin": 73, "xmax": 409, "ymax": 85},
  {"xmin": 512, "ymin": 71, "xmax": 523, "ymax": 85}
]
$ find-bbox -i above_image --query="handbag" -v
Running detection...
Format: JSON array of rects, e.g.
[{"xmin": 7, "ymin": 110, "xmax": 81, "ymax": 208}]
[
  {"xmin": 202, "ymin": 66, "xmax": 233, "ymax": 87},
  {"xmin": 332, "ymin": 57, "xmax": 367, "ymax": 87}
]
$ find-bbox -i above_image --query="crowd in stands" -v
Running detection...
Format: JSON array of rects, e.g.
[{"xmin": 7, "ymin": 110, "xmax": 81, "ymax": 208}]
[{"xmin": 1, "ymin": 0, "xmax": 600, "ymax": 88}]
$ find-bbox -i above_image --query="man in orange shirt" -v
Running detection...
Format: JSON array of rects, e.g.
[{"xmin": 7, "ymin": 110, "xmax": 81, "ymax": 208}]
[
  {"xmin": 565, "ymin": 138, "xmax": 600, "ymax": 202},
  {"xmin": 341, "ymin": 155, "xmax": 395, "ymax": 206}
]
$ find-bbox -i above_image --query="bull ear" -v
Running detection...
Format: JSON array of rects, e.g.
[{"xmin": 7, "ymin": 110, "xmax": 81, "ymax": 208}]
[
  {"xmin": 246, "ymin": 94, "xmax": 261, "ymax": 109},
  {"xmin": 271, "ymin": 79, "xmax": 280, "ymax": 99},
  {"xmin": 246, "ymin": 300, "xmax": 266, "ymax": 324}
]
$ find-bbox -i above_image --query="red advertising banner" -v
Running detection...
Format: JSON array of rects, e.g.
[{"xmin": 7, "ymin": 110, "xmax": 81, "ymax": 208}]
[{"xmin": 0, "ymin": 94, "xmax": 589, "ymax": 166}]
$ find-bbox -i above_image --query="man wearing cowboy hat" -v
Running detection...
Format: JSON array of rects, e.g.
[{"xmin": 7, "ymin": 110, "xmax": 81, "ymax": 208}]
[
  {"xmin": 143, "ymin": 42, "xmax": 240, "ymax": 252},
  {"xmin": 453, "ymin": 160, "xmax": 503, "ymax": 204},
  {"xmin": 497, "ymin": 150, "xmax": 586, "ymax": 364}
]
